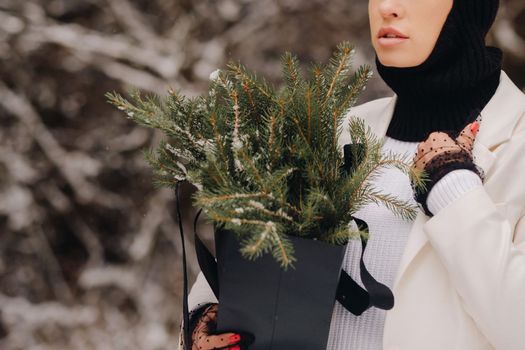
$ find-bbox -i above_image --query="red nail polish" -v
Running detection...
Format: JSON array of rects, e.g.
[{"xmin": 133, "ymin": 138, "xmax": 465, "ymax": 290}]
[
  {"xmin": 471, "ymin": 122, "xmax": 479, "ymax": 135},
  {"xmin": 229, "ymin": 334, "xmax": 241, "ymax": 343},
  {"xmin": 229, "ymin": 346, "xmax": 241, "ymax": 350}
]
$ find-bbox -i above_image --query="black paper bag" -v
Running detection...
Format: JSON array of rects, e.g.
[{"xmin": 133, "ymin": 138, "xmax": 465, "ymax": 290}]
[{"xmin": 215, "ymin": 228, "xmax": 346, "ymax": 350}]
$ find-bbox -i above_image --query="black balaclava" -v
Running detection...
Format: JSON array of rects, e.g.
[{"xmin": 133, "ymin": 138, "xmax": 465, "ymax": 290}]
[{"xmin": 376, "ymin": 0, "xmax": 503, "ymax": 142}]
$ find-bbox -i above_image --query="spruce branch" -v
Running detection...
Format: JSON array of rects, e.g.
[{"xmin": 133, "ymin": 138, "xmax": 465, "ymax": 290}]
[
  {"xmin": 282, "ymin": 52, "xmax": 303, "ymax": 93},
  {"xmin": 323, "ymin": 42, "xmax": 355, "ymax": 107}
]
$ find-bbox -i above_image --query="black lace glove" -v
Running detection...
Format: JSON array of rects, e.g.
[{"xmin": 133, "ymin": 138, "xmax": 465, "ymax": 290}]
[
  {"xmin": 411, "ymin": 121, "xmax": 484, "ymax": 217},
  {"xmin": 189, "ymin": 303, "xmax": 255, "ymax": 350}
]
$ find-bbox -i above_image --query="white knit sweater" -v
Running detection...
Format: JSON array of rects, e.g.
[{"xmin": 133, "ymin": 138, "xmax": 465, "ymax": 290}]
[{"xmin": 326, "ymin": 135, "xmax": 482, "ymax": 350}]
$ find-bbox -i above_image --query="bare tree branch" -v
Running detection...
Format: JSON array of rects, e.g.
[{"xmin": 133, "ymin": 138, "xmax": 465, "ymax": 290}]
[{"xmin": 0, "ymin": 81, "xmax": 128, "ymax": 208}]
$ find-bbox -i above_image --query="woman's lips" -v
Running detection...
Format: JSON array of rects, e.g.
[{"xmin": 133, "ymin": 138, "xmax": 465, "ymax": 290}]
[
  {"xmin": 377, "ymin": 37, "xmax": 409, "ymax": 46},
  {"xmin": 377, "ymin": 27, "xmax": 409, "ymax": 47}
]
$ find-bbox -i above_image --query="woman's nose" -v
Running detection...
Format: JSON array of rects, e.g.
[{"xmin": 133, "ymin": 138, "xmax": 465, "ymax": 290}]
[{"xmin": 378, "ymin": 0, "xmax": 404, "ymax": 19}]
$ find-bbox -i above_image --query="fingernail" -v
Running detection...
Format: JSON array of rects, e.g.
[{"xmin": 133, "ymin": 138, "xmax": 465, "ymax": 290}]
[
  {"xmin": 229, "ymin": 334, "xmax": 241, "ymax": 343},
  {"xmin": 229, "ymin": 346, "xmax": 241, "ymax": 350},
  {"xmin": 471, "ymin": 122, "xmax": 479, "ymax": 135}
]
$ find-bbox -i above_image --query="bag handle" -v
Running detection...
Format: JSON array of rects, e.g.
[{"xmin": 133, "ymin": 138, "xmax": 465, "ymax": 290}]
[
  {"xmin": 193, "ymin": 208, "xmax": 219, "ymax": 297},
  {"xmin": 345, "ymin": 217, "xmax": 394, "ymax": 313},
  {"xmin": 176, "ymin": 181, "xmax": 192, "ymax": 350}
]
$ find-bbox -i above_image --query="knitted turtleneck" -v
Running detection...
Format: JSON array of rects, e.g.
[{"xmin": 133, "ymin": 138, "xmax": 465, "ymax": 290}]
[{"xmin": 376, "ymin": 0, "xmax": 503, "ymax": 142}]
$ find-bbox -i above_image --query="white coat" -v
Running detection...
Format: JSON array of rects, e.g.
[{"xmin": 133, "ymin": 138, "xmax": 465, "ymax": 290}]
[{"xmin": 181, "ymin": 70, "xmax": 525, "ymax": 350}]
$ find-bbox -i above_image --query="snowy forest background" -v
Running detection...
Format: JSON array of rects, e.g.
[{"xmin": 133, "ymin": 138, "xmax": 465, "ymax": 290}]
[{"xmin": 0, "ymin": 0, "xmax": 524, "ymax": 349}]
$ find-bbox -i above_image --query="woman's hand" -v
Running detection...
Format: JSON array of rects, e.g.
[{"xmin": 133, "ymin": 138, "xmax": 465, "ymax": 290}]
[
  {"xmin": 191, "ymin": 304, "xmax": 253, "ymax": 350},
  {"xmin": 410, "ymin": 120, "xmax": 482, "ymax": 216},
  {"xmin": 412, "ymin": 121, "xmax": 480, "ymax": 173}
]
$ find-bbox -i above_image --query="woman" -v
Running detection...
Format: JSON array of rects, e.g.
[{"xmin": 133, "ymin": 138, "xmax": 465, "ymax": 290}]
[{"xmin": 183, "ymin": 0, "xmax": 525, "ymax": 349}]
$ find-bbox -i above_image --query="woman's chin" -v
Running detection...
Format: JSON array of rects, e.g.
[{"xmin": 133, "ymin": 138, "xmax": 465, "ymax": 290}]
[{"xmin": 376, "ymin": 54, "xmax": 423, "ymax": 68}]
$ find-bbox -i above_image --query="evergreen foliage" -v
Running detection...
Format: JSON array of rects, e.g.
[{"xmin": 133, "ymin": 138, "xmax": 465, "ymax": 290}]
[{"xmin": 107, "ymin": 42, "xmax": 427, "ymax": 268}]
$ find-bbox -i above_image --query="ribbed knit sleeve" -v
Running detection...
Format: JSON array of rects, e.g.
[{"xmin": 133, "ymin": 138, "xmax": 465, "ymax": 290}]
[{"xmin": 426, "ymin": 169, "xmax": 483, "ymax": 215}]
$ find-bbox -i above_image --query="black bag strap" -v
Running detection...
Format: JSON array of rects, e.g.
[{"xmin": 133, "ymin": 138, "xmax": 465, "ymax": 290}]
[
  {"xmin": 176, "ymin": 181, "xmax": 191, "ymax": 350},
  {"xmin": 193, "ymin": 208, "xmax": 219, "ymax": 297},
  {"xmin": 353, "ymin": 217, "xmax": 394, "ymax": 311},
  {"xmin": 336, "ymin": 266, "xmax": 369, "ymax": 315}
]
